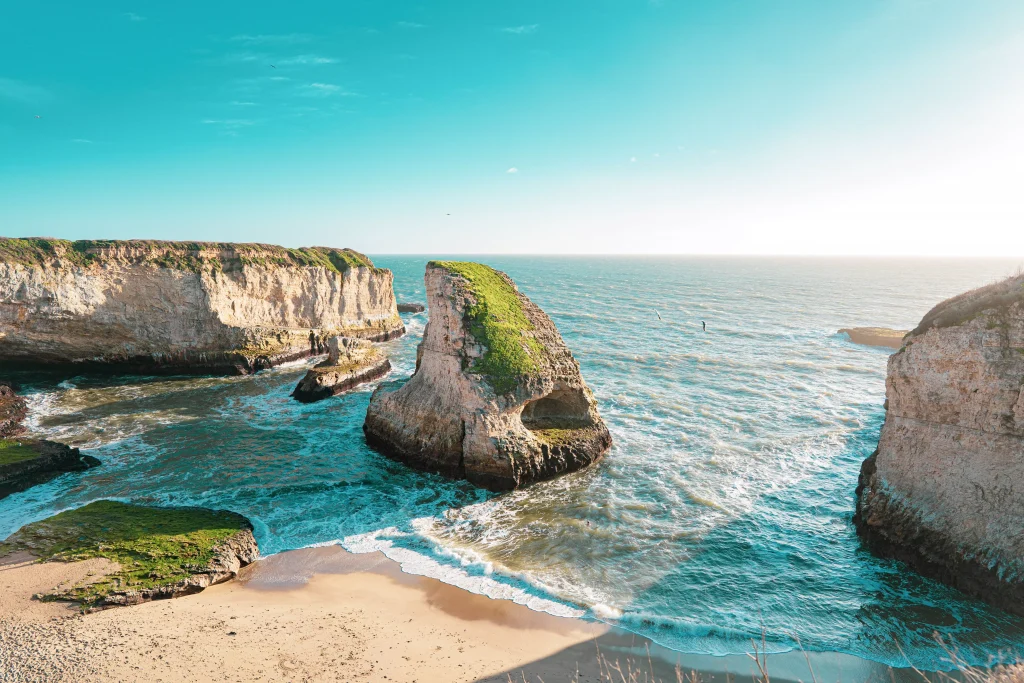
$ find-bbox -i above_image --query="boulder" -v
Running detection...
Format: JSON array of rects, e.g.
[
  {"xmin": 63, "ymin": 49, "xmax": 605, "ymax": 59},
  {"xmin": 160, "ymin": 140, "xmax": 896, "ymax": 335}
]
[
  {"xmin": 854, "ymin": 273, "xmax": 1024, "ymax": 615},
  {"xmin": 364, "ymin": 261, "xmax": 611, "ymax": 491},
  {"xmin": 397, "ymin": 302, "xmax": 425, "ymax": 313},
  {"xmin": 291, "ymin": 337, "xmax": 391, "ymax": 403}
]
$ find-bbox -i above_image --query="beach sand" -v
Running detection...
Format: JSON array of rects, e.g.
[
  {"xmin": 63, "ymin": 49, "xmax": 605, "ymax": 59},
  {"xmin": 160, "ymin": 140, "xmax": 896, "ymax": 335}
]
[{"xmin": 0, "ymin": 545, "xmax": 932, "ymax": 683}]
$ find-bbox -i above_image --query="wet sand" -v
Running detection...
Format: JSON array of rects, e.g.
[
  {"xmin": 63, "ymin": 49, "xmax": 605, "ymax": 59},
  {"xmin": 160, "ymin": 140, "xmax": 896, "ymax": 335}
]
[{"xmin": 1, "ymin": 545, "xmax": 948, "ymax": 683}]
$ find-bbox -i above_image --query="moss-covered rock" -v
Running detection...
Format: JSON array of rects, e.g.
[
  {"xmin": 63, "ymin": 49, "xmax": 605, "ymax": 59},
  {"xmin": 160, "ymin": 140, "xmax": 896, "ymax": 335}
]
[
  {"xmin": 365, "ymin": 261, "xmax": 611, "ymax": 490},
  {"xmin": 0, "ymin": 439, "xmax": 100, "ymax": 499},
  {"xmin": 0, "ymin": 500, "xmax": 258, "ymax": 609}
]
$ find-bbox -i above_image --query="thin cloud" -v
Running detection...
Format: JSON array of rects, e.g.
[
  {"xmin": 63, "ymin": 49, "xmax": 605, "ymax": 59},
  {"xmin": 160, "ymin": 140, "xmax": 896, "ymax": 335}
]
[
  {"xmin": 507, "ymin": 167, "xmax": 519, "ymax": 174},
  {"xmin": 0, "ymin": 78, "xmax": 52, "ymax": 104},
  {"xmin": 123, "ymin": 12, "xmax": 146, "ymax": 21},
  {"xmin": 277, "ymin": 54, "xmax": 337, "ymax": 66},
  {"xmin": 230, "ymin": 101, "xmax": 258, "ymax": 106},
  {"xmin": 202, "ymin": 119, "xmax": 255, "ymax": 129},
  {"xmin": 230, "ymin": 34, "xmax": 312, "ymax": 44},
  {"xmin": 397, "ymin": 21, "xmax": 426, "ymax": 29},
  {"xmin": 303, "ymin": 83, "xmax": 361, "ymax": 97},
  {"xmin": 72, "ymin": 139, "xmax": 94, "ymax": 144},
  {"xmin": 501, "ymin": 24, "xmax": 539, "ymax": 35}
]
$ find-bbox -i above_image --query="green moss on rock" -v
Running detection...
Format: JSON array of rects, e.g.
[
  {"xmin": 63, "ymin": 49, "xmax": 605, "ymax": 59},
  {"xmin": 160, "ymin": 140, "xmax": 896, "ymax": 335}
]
[
  {"xmin": 0, "ymin": 500, "xmax": 253, "ymax": 607},
  {"xmin": 0, "ymin": 439, "xmax": 38, "ymax": 466},
  {"xmin": 428, "ymin": 261, "xmax": 546, "ymax": 394},
  {"xmin": 0, "ymin": 237, "xmax": 379, "ymax": 275}
]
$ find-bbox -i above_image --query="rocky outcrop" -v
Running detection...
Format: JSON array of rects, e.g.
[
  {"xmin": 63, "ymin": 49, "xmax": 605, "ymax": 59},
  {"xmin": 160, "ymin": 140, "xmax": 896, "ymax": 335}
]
[
  {"xmin": 364, "ymin": 261, "xmax": 611, "ymax": 491},
  {"xmin": 854, "ymin": 273, "xmax": 1024, "ymax": 615},
  {"xmin": 0, "ymin": 383, "xmax": 27, "ymax": 438},
  {"xmin": 0, "ymin": 238, "xmax": 404, "ymax": 375},
  {"xmin": 291, "ymin": 337, "xmax": 391, "ymax": 403},
  {"xmin": 0, "ymin": 439, "xmax": 101, "ymax": 499},
  {"xmin": 839, "ymin": 327, "xmax": 908, "ymax": 350},
  {"xmin": 397, "ymin": 302, "xmax": 425, "ymax": 313}
]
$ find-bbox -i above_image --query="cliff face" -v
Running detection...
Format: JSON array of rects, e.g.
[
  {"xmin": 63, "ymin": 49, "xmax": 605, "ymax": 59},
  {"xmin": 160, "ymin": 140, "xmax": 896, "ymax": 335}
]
[
  {"xmin": 855, "ymin": 274, "xmax": 1024, "ymax": 615},
  {"xmin": 364, "ymin": 261, "xmax": 611, "ymax": 491},
  {"xmin": 0, "ymin": 239, "xmax": 404, "ymax": 374}
]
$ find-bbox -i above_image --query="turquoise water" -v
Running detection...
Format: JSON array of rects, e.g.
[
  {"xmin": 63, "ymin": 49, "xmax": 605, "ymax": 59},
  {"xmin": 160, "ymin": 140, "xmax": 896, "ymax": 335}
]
[{"xmin": 3, "ymin": 257, "xmax": 1024, "ymax": 669}]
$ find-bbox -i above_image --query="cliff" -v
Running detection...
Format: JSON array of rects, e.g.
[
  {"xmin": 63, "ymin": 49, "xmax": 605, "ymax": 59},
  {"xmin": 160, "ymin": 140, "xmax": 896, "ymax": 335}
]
[
  {"xmin": 854, "ymin": 273, "xmax": 1024, "ymax": 615},
  {"xmin": 0, "ymin": 382, "xmax": 27, "ymax": 437},
  {"xmin": 0, "ymin": 238, "xmax": 404, "ymax": 374},
  {"xmin": 291, "ymin": 337, "xmax": 391, "ymax": 403},
  {"xmin": 364, "ymin": 261, "xmax": 611, "ymax": 491}
]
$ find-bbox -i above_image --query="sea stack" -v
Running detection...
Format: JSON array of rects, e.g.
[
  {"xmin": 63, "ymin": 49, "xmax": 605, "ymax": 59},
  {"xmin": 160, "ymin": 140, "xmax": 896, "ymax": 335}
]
[
  {"xmin": 291, "ymin": 337, "xmax": 391, "ymax": 403},
  {"xmin": 364, "ymin": 261, "xmax": 611, "ymax": 491},
  {"xmin": 0, "ymin": 238, "xmax": 404, "ymax": 375},
  {"xmin": 854, "ymin": 273, "xmax": 1024, "ymax": 615}
]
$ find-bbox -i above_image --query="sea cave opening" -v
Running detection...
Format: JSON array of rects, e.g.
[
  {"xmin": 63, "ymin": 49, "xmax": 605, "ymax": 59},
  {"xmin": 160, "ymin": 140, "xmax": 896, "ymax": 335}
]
[{"xmin": 520, "ymin": 388, "xmax": 593, "ymax": 431}]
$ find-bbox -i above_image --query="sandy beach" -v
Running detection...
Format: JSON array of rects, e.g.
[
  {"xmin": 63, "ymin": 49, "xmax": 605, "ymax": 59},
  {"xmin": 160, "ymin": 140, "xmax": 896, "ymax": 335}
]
[{"xmin": 0, "ymin": 544, "xmax": 941, "ymax": 683}]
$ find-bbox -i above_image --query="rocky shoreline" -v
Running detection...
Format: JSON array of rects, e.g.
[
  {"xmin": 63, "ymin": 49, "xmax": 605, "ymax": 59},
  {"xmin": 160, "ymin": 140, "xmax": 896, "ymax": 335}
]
[
  {"xmin": 292, "ymin": 337, "xmax": 391, "ymax": 403},
  {"xmin": 0, "ymin": 439, "xmax": 100, "ymax": 500},
  {"xmin": 0, "ymin": 382, "xmax": 27, "ymax": 438}
]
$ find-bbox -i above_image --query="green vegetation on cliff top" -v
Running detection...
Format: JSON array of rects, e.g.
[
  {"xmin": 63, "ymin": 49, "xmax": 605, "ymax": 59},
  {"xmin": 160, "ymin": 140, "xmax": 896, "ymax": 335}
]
[
  {"xmin": 0, "ymin": 439, "xmax": 39, "ymax": 466},
  {"xmin": 0, "ymin": 238, "xmax": 376, "ymax": 274},
  {"xmin": 0, "ymin": 500, "xmax": 252, "ymax": 607},
  {"xmin": 911, "ymin": 273, "xmax": 1024, "ymax": 337},
  {"xmin": 428, "ymin": 261, "xmax": 545, "ymax": 394}
]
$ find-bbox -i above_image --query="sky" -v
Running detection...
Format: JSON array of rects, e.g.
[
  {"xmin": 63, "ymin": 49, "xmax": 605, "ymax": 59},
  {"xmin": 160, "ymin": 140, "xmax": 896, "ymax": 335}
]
[{"xmin": 1, "ymin": 0, "xmax": 1023, "ymax": 255}]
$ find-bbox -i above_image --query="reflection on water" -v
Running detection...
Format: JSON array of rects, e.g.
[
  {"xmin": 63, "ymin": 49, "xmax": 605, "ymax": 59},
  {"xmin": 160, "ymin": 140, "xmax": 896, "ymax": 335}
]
[{"xmin": 1, "ymin": 257, "xmax": 1023, "ymax": 668}]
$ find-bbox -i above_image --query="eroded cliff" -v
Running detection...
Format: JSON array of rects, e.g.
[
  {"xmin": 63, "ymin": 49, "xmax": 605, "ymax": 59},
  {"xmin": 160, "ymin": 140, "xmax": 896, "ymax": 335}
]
[
  {"xmin": 364, "ymin": 261, "xmax": 611, "ymax": 491},
  {"xmin": 0, "ymin": 238, "xmax": 404, "ymax": 374},
  {"xmin": 854, "ymin": 273, "xmax": 1024, "ymax": 615}
]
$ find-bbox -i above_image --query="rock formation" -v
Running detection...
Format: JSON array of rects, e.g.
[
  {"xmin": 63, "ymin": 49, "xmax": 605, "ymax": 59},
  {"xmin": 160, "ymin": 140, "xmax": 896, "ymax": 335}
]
[
  {"xmin": 397, "ymin": 302, "xmax": 425, "ymax": 313},
  {"xmin": 0, "ymin": 500, "xmax": 257, "ymax": 608},
  {"xmin": 364, "ymin": 261, "xmax": 611, "ymax": 491},
  {"xmin": 854, "ymin": 273, "xmax": 1024, "ymax": 615},
  {"xmin": 0, "ymin": 382, "xmax": 27, "ymax": 438},
  {"xmin": 0, "ymin": 238, "xmax": 404, "ymax": 374},
  {"xmin": 291, "ymin": 337, "xmax": 391, "ymax": 403},
  {"xmin": 0, "ymin": 439, "xmax": 101, "ymax": 499},
  {"xmin": 839, "ymin": 327, "xmax": 908, "ymax": 350}
]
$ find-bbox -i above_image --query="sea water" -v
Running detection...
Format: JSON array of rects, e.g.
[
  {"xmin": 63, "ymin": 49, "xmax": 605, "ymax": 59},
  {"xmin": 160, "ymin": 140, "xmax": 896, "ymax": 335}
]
[{"xmin": 2, "ymin": 256, "xmax": 1023, "ymax": 669}]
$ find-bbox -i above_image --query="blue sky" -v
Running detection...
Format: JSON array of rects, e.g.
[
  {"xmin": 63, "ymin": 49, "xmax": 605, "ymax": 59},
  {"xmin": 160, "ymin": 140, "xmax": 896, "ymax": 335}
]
[{"xmin": 2, "ymin": 1, "xmax": 1023, "ymax": 255}]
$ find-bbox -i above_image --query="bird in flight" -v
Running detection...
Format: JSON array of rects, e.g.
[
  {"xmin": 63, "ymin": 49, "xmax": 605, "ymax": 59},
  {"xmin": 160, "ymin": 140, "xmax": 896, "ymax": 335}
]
[
  {"xmin": 655, "ymin": 310, "xmax": 662, "ymax": 321},
  {"xmin": 34, "ymin": 115, "xmax": 42, "ymax": 119},
  {"xmin": 269, "ymin": 64, "xmax": 276, "ymax": 68},
  {"xmin": 701, "ymin": 320, "xmax": 706, "ymax": 332}
]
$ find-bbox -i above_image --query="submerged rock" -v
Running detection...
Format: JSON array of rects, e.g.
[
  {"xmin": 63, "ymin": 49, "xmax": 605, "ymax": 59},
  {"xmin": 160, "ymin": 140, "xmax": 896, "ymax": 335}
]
[
  {"xmin": 0, "ymin": 382, "xmax": 27, "ymax": 438},
  {"xmin": 0, "ymin": 438, "xmax": 100, "ymax": 499},
  {"xmin": 854, "ymin": 273, "xmax": 1024, "ymax": 615},
  {"xmin": 839, "ymin": 327, "xmax": 908, "ymax": 350},
  {"xmin": 364, "ymin": 261, "xmax": 611, "ymax": 491},
  {"xmin": 397, "ymin": 302, "xmax": 425, "ymax": 313},
  {"xmin": 0, "ymin": 500, "xmax": 257, "ymax": 609},
  {"xmin": 291, "ymin": 337, "xmax": 391, "ymax": 403},
  {"xmin": 0, "ymin": 238, "xmax": 404, "ymax": 375}
]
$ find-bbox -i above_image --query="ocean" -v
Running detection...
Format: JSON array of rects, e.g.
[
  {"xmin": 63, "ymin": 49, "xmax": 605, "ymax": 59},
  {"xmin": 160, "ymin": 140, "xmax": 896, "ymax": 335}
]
[{"xmin": 2, "ymin": 256, "xmax": 1023, "ymax": 670}]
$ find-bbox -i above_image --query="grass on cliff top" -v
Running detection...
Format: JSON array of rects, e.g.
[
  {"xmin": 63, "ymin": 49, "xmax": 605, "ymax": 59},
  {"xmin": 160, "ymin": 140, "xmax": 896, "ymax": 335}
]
[
  {"xmin": 0, "ymin": 500, "xmax": 251, "ymax": 607},
  {"xmin": 0, "ymin": 439, "xmax": 39, "ymax": 466},
  {"xmin": 911, "ymin": 272, "xmax": 1024, "ymax": 337},
  {"xmin": 428, "ymin": 261, "xmax": 545, "ymax": 394},
  {"xmin": 0, "ymin": 237, "xmax": 377, "ymax": 274}
]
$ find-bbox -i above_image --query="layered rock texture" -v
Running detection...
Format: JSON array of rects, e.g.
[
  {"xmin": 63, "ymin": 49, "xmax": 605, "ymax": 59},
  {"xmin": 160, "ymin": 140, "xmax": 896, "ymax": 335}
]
[
  {"xmin": 0, "ymin": 382, "xmax": 27, "ymax": 437},
  {"xmin": 0, "ymin": 238, "xmax": 404, "ymax": 374},
  {"xmin": 291, "ymin": 337, "xmax": 391, "ymax": 403},
  {"xmin": 854, "ymin": 273, "xmax": 1024, "ymax": 615},
  {"xmin": 839, "ymin": 327, "xmax": 908, "ymax": 350},
  {"xmin": 0, "ymin": 500, "xmax": 258, "ymax": 609},
  {"xmin": 364, "ymin": 261, "xmax": 611, "ymax": 491},
  {"xmin": 0, "ymin": 439, "xmax": 100, "ymax": 499}
]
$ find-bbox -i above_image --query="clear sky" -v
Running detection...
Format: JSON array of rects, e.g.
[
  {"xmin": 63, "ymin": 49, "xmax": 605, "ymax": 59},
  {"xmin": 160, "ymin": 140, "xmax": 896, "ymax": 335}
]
[{"xmin": 2, "ymin": 1, "xmax": 1023, "ymax": 255}]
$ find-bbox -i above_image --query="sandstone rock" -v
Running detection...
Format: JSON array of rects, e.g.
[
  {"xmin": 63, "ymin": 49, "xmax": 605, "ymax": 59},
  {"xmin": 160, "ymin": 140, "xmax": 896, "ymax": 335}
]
[
  {"xmin": 364, "ymin": 261, "xmax": 611, "ymax": 491},
  {"xmin": 291, "ymin": 337, "xmax": 391, "ymax": 403},
  {"xmin": 0, "ymin": 238, "xmax": 404, "ymax": 375},
  {"xmin": 839, "ymin": 327, "xmax": 908, "ymax": 350},
  {"xmin": 0, "ymin": 382, "xmax": 27, "ymax": 438},
  {"xmin": 397, "ymin": 302, "xmax": 425, "ymax": 313},
  {"xmin": 0, "ymin": 439, "xmax": 100, "ymax": 500},
  {"xmin": 854, "ymin": 273, "xmax": 1024, "ymax": 615}
]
